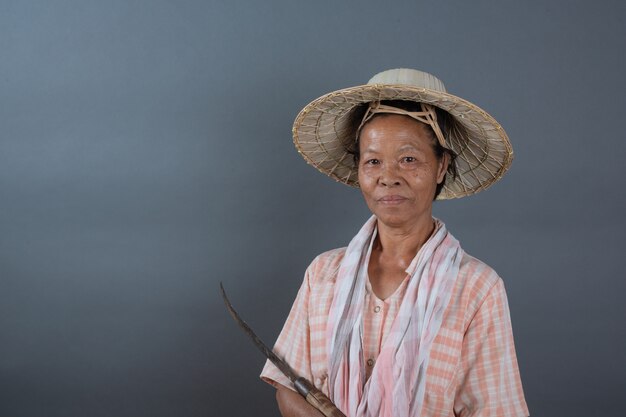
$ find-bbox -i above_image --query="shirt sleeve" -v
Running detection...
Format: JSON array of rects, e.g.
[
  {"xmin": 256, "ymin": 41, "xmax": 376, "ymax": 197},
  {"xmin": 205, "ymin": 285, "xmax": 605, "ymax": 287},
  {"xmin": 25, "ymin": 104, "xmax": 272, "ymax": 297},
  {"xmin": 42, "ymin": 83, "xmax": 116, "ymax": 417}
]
[
  {"xmin": 453, "ymin": 279, "xmax": 530, "ymax": 417},
  {"xmin": 260, "ymin": 264, "xmax": 314, "ymax": 392}
]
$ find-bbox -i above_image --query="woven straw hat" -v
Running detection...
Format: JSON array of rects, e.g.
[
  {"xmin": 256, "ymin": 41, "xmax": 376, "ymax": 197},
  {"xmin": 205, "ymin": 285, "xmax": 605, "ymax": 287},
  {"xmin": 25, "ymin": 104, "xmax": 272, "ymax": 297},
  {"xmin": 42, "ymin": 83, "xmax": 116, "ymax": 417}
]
[{"xmin": 292, "ymin": 68, "xmax": 513, "ymax": 199}]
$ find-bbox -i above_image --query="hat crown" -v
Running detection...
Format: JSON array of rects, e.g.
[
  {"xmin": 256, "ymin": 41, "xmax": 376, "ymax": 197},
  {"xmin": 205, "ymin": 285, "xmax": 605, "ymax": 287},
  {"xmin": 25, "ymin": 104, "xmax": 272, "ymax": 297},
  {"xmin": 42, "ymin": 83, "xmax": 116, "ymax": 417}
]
[{"xmin": 367, "ymin": 68, "xmax": 447, "ymax": 93}]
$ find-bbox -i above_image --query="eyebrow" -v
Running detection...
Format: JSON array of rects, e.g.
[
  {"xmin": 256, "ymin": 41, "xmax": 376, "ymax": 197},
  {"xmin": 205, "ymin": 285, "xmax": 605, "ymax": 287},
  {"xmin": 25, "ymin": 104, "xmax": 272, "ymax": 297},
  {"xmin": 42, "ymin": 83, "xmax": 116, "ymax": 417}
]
[
  {"xmin": 360, "ymin": 147, "xmax": 378, "ymax": 154},
  {"xmin": 361, "ymin": 145, "xmax": 424, "ymax": 154},
  {"xmin": 397, "ymin": 145, "xmax": 421, "ymax": 153}
]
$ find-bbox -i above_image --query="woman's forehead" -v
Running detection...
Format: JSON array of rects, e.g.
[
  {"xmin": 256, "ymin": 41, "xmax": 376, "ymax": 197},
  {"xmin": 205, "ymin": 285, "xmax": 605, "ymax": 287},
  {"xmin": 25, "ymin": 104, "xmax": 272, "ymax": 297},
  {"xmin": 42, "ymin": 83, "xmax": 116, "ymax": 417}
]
[{"xmin": 359, "ymin": 115, "xmax": 435, "ymax": 152}]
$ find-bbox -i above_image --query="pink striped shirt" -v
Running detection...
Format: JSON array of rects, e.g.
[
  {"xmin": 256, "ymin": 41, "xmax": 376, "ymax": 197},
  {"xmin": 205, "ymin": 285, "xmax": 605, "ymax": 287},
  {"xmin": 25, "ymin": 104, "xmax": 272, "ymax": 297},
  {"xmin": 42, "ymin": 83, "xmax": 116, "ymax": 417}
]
[{"xmin": 261, "ymin": 248, "xmax": 529, "ymax": 417}]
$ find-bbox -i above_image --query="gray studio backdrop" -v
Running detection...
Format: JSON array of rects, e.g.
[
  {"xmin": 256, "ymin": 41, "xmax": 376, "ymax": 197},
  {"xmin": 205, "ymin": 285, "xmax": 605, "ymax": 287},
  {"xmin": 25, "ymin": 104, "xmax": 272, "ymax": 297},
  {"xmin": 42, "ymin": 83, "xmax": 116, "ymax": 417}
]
[{"xmin": 1, "ymin": 1, "xmax": 624, "ymax": 416}]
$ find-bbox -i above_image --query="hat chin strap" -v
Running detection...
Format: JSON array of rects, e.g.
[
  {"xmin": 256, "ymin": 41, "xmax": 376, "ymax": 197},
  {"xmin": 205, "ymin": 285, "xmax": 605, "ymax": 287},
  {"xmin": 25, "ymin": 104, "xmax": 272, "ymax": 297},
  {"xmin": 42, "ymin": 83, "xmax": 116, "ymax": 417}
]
[{"xmin": 356, "ymin": 102, "xmax": 448, "ymax": 148}]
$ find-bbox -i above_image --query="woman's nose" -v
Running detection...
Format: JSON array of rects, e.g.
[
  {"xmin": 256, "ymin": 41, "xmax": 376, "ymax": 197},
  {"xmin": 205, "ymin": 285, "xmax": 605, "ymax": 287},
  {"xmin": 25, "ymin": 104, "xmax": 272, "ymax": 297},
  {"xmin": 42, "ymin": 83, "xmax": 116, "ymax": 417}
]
[{"xmin": 379, "ymin": 163, "xmax": 401, "ymax": 186}]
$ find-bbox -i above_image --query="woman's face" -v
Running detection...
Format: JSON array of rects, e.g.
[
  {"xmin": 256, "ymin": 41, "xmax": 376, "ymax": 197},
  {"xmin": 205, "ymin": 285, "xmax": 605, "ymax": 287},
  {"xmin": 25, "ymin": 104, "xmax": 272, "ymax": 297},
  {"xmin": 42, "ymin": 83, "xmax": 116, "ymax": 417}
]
[{"xmin": 357, "ymin": 114, "xmax": 448, "ymax": 229}]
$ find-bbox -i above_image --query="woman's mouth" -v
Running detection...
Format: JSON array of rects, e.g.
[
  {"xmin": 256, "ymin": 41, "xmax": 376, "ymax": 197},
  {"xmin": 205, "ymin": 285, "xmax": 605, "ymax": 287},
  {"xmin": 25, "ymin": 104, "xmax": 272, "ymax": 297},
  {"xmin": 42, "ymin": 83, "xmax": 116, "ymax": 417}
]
[{"xmin": 378, "ymin": 195, "xmax": 408, "ymax": 204}]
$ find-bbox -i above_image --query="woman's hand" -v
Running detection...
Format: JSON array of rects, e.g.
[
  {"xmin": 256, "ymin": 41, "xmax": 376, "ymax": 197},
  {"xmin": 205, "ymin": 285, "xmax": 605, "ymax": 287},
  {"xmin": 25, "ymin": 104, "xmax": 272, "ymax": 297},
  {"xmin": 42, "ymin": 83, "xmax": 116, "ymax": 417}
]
[{"xmin": 276, "ymin": 384, "xmax": 325, "ymax": 417}]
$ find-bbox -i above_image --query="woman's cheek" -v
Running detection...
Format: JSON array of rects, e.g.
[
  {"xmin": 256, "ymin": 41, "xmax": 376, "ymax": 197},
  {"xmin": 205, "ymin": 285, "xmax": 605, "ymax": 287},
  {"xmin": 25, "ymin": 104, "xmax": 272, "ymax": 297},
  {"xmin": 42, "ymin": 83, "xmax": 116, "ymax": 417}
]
[{"xmin": 360, "ymin": 165, "xmax": 378, "ymax": 177}]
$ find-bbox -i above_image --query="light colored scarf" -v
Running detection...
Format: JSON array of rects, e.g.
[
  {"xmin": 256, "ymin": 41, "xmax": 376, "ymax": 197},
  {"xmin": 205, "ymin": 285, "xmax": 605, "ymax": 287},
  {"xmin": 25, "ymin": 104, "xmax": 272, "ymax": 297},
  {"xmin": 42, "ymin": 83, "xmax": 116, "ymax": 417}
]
[{"xmin": 326, "ymin": 215, "xmax": 463, "ymax": 417}]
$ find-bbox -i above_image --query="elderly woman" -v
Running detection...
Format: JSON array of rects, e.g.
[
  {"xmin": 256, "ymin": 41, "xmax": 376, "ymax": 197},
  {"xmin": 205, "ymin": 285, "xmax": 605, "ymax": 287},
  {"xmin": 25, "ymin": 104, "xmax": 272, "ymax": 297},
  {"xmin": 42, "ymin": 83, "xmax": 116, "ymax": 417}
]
[{"xmin": 261, "ymin": 69, "xmax": 529, "ymax": 417}]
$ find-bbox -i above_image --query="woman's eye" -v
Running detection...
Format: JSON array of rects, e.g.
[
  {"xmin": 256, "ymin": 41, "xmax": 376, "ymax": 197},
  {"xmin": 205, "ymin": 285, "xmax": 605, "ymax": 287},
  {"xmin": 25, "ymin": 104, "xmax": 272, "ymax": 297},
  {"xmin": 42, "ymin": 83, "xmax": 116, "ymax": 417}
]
[
  {"xmin": 365, "ymin": 159, "xmax": 380, "ymax": 165},
  {"xmin": 402, "ymin": 156, "xmax": 416, "ymax": 163}
]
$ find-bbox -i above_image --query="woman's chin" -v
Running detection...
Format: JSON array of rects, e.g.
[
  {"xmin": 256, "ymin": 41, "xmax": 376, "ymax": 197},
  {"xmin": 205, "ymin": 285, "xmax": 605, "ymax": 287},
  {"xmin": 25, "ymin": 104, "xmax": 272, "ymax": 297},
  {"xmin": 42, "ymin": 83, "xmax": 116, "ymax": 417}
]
[
  {"xmin": 372, "ymin": 206, "xmax": 432, "ymax": 230},
  {"xmin": 375, "ymin": 213, "xmax": 416, "ymax": 229}
]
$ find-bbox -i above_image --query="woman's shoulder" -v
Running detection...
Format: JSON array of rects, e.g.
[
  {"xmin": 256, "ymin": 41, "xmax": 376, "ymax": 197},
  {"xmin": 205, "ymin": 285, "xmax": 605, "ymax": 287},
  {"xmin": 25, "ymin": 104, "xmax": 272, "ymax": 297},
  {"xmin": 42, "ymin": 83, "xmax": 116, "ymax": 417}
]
[
  {"xmin": 458, "ymin": 252, "xmax": 501, "ymax": 287},
  {"xmin": 304, "ymin": 247, "xmax": 347, "ymax": 286},
  {"xmin": 455, "ymin": 252, "xmax": 505, "ymax": 323}
]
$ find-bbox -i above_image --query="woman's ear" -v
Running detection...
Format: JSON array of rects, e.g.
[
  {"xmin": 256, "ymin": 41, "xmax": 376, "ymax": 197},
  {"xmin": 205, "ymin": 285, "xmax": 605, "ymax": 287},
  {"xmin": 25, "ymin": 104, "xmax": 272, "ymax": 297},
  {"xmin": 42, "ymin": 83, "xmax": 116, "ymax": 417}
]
[{"xmin": 436, "ymin": 152, "xmax": 450, "ymax": 184}]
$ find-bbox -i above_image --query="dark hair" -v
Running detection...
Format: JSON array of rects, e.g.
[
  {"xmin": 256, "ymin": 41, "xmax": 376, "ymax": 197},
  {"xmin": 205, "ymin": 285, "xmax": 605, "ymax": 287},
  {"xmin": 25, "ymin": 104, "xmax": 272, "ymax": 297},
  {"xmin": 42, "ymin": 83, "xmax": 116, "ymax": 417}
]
[{"xmin": 343, "ymin": 100, "xmax": 460, "ymax": 199}]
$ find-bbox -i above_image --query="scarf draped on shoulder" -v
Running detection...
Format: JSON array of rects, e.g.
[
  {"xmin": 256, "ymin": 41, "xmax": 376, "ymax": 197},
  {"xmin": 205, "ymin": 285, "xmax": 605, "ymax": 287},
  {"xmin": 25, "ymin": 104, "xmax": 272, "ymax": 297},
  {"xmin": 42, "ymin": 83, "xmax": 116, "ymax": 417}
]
[{"xmin": 326, "ymin": 215, "xmax": 463, "ymax": 417}]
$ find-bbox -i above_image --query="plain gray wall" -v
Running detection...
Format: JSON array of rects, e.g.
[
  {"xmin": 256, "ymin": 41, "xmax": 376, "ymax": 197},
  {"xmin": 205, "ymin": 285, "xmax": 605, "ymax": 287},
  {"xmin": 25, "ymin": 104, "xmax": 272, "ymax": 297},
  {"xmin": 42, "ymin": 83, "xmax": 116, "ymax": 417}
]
[{"xmin": 1, "ymin": 0, "xmax": 624, "ymax": 416}]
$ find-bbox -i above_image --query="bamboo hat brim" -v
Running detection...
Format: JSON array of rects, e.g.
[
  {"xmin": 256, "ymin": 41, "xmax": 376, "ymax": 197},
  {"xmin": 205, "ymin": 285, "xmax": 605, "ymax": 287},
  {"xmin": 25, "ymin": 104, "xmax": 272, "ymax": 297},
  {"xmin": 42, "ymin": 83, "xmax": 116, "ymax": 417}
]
[{"xmin": 292, "ymin": 68, "xmax": 513, "ymax": 200}]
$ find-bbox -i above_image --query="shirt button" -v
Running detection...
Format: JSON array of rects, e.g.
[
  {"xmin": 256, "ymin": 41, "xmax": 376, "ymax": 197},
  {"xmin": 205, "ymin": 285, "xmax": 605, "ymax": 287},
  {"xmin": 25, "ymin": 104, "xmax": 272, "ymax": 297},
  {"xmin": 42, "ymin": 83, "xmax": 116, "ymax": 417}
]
[
  {"xmin": 373, "ymin": 306, "xmax": 381, "ymax": 313},
  {"xmin": 367, "ymin": 359, "xmax": 375, "ymax": 367}
]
